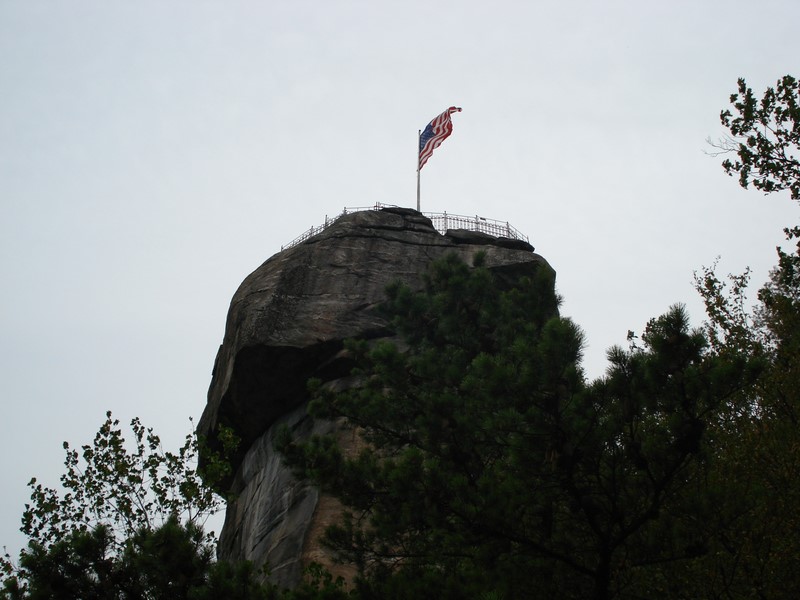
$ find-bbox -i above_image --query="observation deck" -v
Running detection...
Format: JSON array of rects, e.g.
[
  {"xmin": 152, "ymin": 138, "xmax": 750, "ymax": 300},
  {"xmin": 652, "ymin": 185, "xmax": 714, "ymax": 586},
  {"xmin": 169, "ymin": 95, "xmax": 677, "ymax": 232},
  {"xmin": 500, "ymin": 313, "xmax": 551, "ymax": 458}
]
[{"xmin": 282, "ymin": 203, "xmax": 530, "ymax": 251}]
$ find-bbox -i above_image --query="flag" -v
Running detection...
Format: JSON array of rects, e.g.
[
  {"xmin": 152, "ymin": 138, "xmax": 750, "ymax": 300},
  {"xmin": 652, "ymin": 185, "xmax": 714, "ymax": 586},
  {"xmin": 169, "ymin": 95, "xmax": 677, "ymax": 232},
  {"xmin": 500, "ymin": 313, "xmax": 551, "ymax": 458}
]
[{"xmin": 419, "ymin": 106, "xmax": 462, "ymax": 170}]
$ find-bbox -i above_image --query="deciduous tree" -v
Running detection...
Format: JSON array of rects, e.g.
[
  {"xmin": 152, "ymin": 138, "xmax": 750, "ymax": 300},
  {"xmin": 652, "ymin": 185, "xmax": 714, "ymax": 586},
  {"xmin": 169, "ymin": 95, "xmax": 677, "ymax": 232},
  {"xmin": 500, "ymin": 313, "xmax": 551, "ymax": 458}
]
[
  {"xmin": 710, "ymin": 75, "xmax": 800, "ymax": 200},
  {"xmin": 0, "ymin": 414, "xmax": 270, "ymax": 599}
]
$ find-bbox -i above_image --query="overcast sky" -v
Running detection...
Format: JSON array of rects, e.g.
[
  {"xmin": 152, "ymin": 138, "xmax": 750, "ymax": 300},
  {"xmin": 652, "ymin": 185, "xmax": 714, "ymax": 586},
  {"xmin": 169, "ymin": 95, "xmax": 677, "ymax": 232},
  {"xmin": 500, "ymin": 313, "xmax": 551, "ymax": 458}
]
[{"xmin": 2, "ymin": 0, "xmax": 799, "ymax": 559}]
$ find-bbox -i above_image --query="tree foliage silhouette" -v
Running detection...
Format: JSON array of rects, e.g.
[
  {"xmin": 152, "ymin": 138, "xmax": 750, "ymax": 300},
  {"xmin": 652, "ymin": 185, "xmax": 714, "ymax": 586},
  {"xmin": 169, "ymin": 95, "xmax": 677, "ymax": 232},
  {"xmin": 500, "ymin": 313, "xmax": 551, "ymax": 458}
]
[{"xmin": 279, "ymin": 253, "xmax": 756, "ymax": 599}]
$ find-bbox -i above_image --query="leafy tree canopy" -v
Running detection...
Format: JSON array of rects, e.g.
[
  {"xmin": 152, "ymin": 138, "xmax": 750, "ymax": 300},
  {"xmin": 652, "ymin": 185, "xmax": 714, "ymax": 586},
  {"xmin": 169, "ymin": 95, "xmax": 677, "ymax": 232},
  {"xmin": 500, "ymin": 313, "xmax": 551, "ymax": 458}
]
[
  {"xmin": 679, "ymin": 72, "xmax": 800, "ymax": 599},
  {"xmin": 0, "ymin": 414, "xmax": 268, "ymax": 599},
  {"xmin": 691, "ymin": 228, "xmax": 800, "ymax": 599},
  {"xmin": 17, "ymin": 412, "xmax": 229, "ymax": 552},
  {"xmin": 1, "ymin": 413, "xmax": 353, "ymax": 599},
  {"xmin": 711, "ymin": 75, "xmax": 800, "ymax": 200}
]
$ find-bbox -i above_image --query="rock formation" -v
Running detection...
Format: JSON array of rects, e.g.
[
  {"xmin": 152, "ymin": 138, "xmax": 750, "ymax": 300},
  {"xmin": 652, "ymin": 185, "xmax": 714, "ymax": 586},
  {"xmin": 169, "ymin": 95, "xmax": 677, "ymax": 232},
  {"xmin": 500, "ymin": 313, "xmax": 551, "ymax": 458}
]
[{"xmin": 198, "ymin": 207, "xmax": 554, "ymax": 587}]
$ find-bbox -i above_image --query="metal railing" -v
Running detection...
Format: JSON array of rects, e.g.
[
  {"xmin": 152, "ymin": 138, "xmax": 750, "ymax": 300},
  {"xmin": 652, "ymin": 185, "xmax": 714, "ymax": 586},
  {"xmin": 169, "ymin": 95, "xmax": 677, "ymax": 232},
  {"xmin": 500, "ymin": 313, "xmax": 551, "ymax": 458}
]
[
  {"xmin": 425, "ymin": 212, "xmax": 528, "ymax": 242},
  {"xmin": 281, "ymin": 203, "xmax": 529, "ymax": 251}
]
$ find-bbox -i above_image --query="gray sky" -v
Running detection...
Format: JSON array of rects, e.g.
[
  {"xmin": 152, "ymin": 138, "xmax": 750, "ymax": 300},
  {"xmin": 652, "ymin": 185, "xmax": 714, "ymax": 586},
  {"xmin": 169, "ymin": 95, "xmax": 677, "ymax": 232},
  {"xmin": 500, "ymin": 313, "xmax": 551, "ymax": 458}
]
[{"xmin": 2, "ymin": 0, "xmax": 799, "ymax": 558}]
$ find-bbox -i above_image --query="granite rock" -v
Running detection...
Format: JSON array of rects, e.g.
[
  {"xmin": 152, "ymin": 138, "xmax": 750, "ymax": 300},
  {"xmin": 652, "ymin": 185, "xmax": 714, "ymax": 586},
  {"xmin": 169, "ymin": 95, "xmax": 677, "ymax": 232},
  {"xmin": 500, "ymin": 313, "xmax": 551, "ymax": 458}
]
[{"xmin": 198, "ymin": 207, "xmax": 553, "ymax": 587}]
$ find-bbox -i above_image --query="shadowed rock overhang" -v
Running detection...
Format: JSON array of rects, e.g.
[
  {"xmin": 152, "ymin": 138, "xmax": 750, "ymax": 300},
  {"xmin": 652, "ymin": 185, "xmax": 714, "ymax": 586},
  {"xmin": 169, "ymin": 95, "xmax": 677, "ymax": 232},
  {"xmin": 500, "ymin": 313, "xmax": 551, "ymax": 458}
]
[{"xmin": 198, "ymin": 207, "xmax": 549, "ymax": 488}]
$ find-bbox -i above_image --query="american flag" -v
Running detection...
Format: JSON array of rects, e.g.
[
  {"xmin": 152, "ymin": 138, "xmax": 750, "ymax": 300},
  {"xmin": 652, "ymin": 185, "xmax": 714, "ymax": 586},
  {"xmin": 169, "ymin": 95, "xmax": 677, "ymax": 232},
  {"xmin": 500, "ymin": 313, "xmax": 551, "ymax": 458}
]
[{"xmin": 419, "ymin": 106, "xmax": 462, "ymax": 170}]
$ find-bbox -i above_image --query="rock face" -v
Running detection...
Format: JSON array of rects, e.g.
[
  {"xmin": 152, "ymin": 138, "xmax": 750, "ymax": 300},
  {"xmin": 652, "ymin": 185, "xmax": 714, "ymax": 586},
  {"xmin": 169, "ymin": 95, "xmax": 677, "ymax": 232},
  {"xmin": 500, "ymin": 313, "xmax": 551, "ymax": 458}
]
[{"xmin": 198, "ymin": 207, "xmax": 553, "ymax": 587}]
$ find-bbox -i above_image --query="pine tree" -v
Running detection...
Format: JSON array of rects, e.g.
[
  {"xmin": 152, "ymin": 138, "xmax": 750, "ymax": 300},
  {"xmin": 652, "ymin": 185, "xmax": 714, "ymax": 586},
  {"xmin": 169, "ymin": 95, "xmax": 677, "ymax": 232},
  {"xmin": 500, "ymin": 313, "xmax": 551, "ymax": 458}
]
[{"xmin": 279, "ymin": 253, "xmax": 756, "ymax": 600}]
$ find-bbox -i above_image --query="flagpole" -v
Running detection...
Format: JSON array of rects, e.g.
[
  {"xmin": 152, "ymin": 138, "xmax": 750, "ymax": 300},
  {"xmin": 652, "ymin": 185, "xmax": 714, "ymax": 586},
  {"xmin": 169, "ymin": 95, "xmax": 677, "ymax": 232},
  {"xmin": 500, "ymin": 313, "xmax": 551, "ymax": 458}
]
[{"xmin": 416, "ymin": 129, "xmax": 421, "ymax": 212}]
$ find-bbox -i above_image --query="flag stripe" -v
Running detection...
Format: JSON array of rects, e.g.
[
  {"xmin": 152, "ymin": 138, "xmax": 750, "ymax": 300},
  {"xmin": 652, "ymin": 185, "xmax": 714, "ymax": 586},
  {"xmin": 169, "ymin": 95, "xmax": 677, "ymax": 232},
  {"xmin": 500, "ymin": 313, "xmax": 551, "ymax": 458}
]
[{"xmin": 419, "ymin": 106, "xmax": 461, "ymax": 170}]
